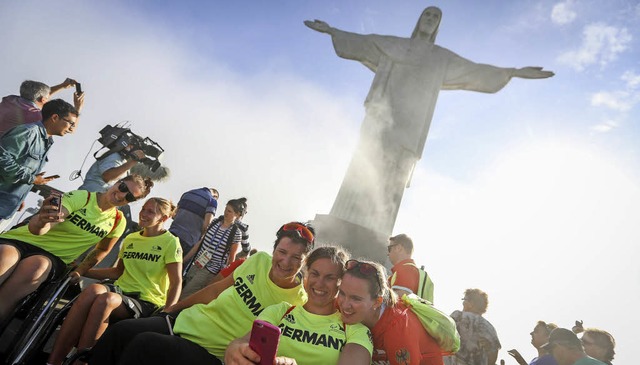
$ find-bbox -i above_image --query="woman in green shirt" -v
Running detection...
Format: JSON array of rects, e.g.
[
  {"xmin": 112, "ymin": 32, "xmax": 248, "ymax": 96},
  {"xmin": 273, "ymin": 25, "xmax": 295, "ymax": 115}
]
[
  {"xmin": 88, "ymin": 221, "xmax": 315, "ymax": 365},
  {"xmin": 225, "ymin": 246, "xmax": 374, "ymax": 365},
  {"xmin": 47, "ymin": 197, "xmax": 182, "ymax": 365}
]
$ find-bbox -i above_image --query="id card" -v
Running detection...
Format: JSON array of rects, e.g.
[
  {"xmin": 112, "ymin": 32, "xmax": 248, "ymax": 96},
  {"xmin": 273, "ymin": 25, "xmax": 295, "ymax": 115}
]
[{"xmin": 194, "ymin": 250, "xmax": 213, "ymax": 268}]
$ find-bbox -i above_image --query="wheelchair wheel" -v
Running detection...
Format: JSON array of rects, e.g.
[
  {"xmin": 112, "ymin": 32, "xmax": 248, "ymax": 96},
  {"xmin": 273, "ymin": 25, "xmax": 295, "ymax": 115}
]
[{"xmin": 4, "ymin": 277, "xmax": 71, "ymax": 365}]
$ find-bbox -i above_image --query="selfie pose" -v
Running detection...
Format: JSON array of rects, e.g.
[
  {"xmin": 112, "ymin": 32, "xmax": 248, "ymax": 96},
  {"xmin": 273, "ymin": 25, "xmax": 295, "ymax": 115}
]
[
  {"xmin": 88, "ymin": 222, "xmax": 314, "ymax": 365},
  {"xmin": 0, "ymin": 175, "xmax": 153, "ymax": 323},
  {"xmin": 225, "ymin": 246, "xmax": 373, "ymax": 365}
]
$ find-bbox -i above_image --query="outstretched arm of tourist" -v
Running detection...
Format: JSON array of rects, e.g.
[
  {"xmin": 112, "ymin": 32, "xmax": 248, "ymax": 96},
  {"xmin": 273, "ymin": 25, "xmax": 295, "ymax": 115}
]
[
  {"xmin": 49, "ymin": 78, "xmax": 77, "ymax": 95},
  {"xmin": 507, "ymin": 349, "xmax": 528, "ymax": 365},
  {"xmin": 73, "ymin": 90, "xmax": 85, "ymax": 113}
]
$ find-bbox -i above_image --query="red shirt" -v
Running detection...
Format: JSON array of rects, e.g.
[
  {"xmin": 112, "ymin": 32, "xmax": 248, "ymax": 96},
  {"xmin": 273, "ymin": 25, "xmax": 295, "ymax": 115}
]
[
  {"xmin": 371, "ymin": 302, "xmax": 444, "ymax": 365},
  {"xmin": 389, "ymin": 258, "xmax": 419, "ymax": 294}
]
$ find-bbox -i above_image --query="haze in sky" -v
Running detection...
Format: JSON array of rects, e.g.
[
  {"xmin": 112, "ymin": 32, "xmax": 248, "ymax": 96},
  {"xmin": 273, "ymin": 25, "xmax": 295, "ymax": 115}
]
[{"xmin": 0, "ymin": 1, "xmax": 638, "ymax": 364}]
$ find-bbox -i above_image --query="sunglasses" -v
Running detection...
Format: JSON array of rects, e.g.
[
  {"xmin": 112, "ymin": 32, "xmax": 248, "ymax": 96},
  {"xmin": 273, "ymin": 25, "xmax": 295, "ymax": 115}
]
[
  {"xmin": 345, "ymin": 259, "xmax": 382, "ymax": 290},
  {"xmin": 277, "ymin": 222, "xmax": 315, "ymax": 246},
  {"xmin": 118, "ymin": 181, "xmax": 137, "ymax": 202}
]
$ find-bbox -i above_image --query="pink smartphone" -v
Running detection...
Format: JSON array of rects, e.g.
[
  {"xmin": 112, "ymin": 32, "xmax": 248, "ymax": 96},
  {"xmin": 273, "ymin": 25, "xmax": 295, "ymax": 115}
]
[{"xmin": 249, "ymin": 320, "xmax": 281, "ymax": 365}]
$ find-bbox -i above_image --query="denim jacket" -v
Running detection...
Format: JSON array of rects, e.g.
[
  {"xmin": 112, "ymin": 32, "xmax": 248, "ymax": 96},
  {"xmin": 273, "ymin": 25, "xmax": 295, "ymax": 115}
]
[{"xmin": 0, "ymin": 121, "xmax": 53, "ymax": 218}]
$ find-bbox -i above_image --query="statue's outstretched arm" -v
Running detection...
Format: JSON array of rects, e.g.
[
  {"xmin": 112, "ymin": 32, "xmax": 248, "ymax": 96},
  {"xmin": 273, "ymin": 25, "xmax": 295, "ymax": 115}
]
[
  {"xmin": 304, "ymin": 19, "xmax": 335, "ymax": 35},
  {"xmin": 512, "ymin": 66, "xmax": 554, "ymax": 79}
]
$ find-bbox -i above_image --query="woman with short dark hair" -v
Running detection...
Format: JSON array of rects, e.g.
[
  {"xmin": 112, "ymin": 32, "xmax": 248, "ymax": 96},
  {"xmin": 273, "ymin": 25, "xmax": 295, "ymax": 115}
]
[{"xmin": 181, "ymin": 197, "xmax": 248, "ymax": 298}]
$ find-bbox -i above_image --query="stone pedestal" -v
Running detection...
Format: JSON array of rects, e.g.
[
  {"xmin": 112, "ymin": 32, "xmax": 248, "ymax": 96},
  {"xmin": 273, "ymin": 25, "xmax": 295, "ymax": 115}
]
[{"xmin": 311, "ymin": 214, "xmax": 390, "ymax": 265}]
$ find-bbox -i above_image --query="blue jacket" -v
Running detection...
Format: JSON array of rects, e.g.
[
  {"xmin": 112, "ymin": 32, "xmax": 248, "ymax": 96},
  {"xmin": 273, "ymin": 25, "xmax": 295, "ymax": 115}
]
[{"xmin": 0, "ymin": 121, "xmax": 53, "ymax": 218}]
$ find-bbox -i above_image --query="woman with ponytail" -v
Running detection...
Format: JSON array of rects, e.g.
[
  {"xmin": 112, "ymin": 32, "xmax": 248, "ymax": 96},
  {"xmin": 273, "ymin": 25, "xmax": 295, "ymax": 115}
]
[{"xmin": 47, "ymin": 197, "xmax": 182, "ymax": 365}]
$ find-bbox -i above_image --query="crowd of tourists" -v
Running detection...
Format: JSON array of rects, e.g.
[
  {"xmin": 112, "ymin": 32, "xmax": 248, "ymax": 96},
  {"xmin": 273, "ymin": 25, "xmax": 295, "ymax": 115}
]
[{"xmin": 0, "ymin": 79, "xmax": 617, "ymax": 365}]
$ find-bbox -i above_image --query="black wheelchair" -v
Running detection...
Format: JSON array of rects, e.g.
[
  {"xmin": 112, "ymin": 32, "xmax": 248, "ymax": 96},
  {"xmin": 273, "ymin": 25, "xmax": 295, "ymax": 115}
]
[{"xmin": 0, "ymin": 274, "xmax": 79, "ymax": 365}]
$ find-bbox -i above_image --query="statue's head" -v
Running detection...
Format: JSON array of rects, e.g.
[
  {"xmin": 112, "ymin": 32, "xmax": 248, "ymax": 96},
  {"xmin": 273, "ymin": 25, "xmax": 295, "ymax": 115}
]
[{"xmin": 411, "ymin": 6, "xmax": 441, "ymax": 42}]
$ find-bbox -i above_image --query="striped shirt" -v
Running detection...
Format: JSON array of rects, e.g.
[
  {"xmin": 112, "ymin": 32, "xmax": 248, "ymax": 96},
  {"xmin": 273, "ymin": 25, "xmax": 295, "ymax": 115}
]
[{"xmin": 198, "ymin": 219, "xmax": 242, "ymax": 274}]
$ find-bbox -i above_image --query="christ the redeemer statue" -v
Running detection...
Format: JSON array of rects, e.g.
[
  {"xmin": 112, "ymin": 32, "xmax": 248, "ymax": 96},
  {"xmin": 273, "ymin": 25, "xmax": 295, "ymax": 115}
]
[{"xmin": 306, "ymin": 7, "xmax": 553, "ymax": 244}]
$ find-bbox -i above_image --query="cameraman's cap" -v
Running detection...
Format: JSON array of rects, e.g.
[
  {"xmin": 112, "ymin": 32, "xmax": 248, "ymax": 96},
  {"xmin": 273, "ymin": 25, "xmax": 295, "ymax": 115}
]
[{"xmin": 541, "ymin": 328, "xmax": 581, "ymax": 350}]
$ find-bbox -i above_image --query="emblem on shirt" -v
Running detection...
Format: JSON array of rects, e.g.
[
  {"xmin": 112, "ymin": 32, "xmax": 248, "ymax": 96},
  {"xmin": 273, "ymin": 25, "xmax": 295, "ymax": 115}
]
[
  {"xmin": 152, "ymin": 245, "xmax": 162, "ymax": 251},
  {"xmin": 284, "ymin": 312, "xmax": 296, "ymax": 324},
  {"xmin": 329, "ymin": 323, "xmax": 345, "ymax": 334},
  {"xmin": 77, "ymin": 208, "xmax": 87, "ymax": 216},
  {"xmin": 246, "ymin": 274, "xmax": 255, "ymax": 284},
  {"xmin": 126, "ymin": 243, "xmax": 134, "ymax": 249},
  {"xmin": 395, "ymin": 348, "xmax": 410, "ymax": 365}
]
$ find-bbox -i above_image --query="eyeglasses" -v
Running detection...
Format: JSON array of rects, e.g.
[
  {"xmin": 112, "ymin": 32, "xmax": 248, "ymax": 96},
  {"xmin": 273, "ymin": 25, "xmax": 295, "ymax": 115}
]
[
  {"xmin": 118, "ymin": 181, "xmax": 137, "ymax": 202},
  {"xmin": 345, "ymin": 259, "xmax": 382, "ymax": 291},
  {"xmin": 60, "ymin": 117, "xmax": 76, "ymax": 128},
  {"xmin": 277, "ymin": 222, "xmax": 315, "ymax": 246},
  {"xmin": 387, "ymin": 244, "xmax": 399, "ymax": 253}
]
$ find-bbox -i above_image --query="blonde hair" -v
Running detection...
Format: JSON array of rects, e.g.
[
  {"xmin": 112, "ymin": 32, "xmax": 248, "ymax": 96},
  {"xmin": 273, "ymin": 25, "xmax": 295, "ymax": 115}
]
[{"xmin": 147, "ymin": 197, "xmax": 176, "ymax": 218}]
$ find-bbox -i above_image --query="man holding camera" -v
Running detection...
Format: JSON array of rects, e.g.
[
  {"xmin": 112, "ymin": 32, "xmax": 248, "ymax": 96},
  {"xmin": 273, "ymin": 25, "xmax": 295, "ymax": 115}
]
[
  {"xmin": 79, "ymin": 146, "xmax": 146, "ymax": 193},
  {"xmin": 0, "ymin": 99, "xmax": 79, "ymax": 232}
]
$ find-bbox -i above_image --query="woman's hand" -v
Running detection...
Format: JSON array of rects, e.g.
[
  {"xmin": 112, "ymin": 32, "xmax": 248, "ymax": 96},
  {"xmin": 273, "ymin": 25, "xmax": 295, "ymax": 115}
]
[
  {"xmin": 224, "ymin": 337, "xmax": 261, "ymax": 365},
  {"xmin": 68, "ymin": 271, "xmax": 82, "ymax": 285}
]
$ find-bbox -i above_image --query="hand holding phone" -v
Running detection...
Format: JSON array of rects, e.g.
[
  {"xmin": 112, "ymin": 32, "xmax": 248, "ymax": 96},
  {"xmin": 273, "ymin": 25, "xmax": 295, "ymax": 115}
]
[
  {"xmin": 49, "ymin": 191, "xmax": 63, "ymax": 214},
  {"xmin": 249, "ymin": 320, "xmax": 281, "ymax": 365},
  {"xmin": 44, "ymin": 174, "xmax": 60, "ymax": 180},
  {"xmin": 75, "ymin": 82, "xmax": 82, "ymax": 94}
]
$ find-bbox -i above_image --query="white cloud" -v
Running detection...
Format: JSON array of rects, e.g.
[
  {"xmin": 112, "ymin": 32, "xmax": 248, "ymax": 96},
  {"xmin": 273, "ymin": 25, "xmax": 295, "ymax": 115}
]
[
  {"xmin": 557, "ymin": 23, "xmax": 632, "ymax": 71},
  {"xmin": 590, "ymin": 90, "xmax": 633, "ymax": 111},
  {"xmin": 0, "ymin": 2, "xmax": 362, "ymax": 248},
  {"xmin": 396, "ymin": 141, "xmax": 640, "ymax": 363},
  {"xmin": 589, "ymin": 70, "xmax": 640, "ymax": 124},
  {"xmin": 590, "ymin": 120, "xmax": 618, "ymax": 133},
  {"xmin": 551, "ymin": 1, "xmax": 577, "ymax": 25},
  {"xmin": 622, "ymin": 70, "xmax": 640, "ymax": 89}
]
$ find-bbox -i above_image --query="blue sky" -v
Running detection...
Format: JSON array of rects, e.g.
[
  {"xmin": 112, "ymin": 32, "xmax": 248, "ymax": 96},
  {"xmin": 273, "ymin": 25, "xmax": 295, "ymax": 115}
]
[{"xmin": 1, "ymin": 0, "xmax": 638, "ymax": 363}]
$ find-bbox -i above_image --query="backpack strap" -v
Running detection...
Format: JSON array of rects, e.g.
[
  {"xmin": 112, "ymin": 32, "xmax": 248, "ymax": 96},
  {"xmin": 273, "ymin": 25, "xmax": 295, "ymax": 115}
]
[
  {"xmin": 403, "ymin": 262, "xmax": 434, "ymax": 304},
  {"xmin": 221, "ymin": 223, "xmax": 240, "ymax": 261}
]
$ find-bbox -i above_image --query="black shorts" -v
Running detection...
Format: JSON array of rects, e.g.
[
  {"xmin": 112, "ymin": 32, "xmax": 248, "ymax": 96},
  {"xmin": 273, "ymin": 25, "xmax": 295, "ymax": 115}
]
[
  {"xmin": 103, "ymin": 283, "xmax": 158, "ymax": 319},
  {"xmin": 0, "ymin": 238, "xmax": 67, "ymax": 281}
]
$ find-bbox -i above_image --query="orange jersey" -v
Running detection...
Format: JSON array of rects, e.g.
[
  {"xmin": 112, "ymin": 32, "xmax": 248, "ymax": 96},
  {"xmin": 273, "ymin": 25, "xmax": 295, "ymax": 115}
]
[
  {"xmin": 389, "ymin": 259, "xmax": 420, "ymax": 294},
  {"xmin": 371, "ymin": 302, "xmax": 444, "ymax": 365}
]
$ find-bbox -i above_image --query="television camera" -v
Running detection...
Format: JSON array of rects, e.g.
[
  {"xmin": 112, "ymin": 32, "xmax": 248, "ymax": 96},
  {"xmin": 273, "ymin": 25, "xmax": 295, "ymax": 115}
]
[{"xmin": 95, "ymin": 124, "xmax": 164, "ymax": 172}]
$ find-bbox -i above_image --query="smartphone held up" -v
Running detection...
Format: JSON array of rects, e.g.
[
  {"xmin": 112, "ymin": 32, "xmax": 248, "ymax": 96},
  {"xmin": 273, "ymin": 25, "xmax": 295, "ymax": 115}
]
[
  {"xmin": 49, "ymin": 191, "xmax": 63, "ymax": 214},
  {"xmin": 249, "ymin": 320, "xmax": 281, "ymax": 365}
]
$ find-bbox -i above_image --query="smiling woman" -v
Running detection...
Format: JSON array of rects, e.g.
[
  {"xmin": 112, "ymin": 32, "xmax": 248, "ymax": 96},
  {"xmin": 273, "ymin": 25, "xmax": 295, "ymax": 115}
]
[
  {"xmin": 0, "ymin": 174, "xmax": 153, "ymax": 324},
  {"xmin": 46, "ymin": 197, "xmax": 182, "ymax": 365},
  {"xmin": 87, "ymin": 221, "xmax": 314, "ymax": 365},
  {"xmin": 226, "ymin": 246, "xmax": 373, "ymax": 365}
]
